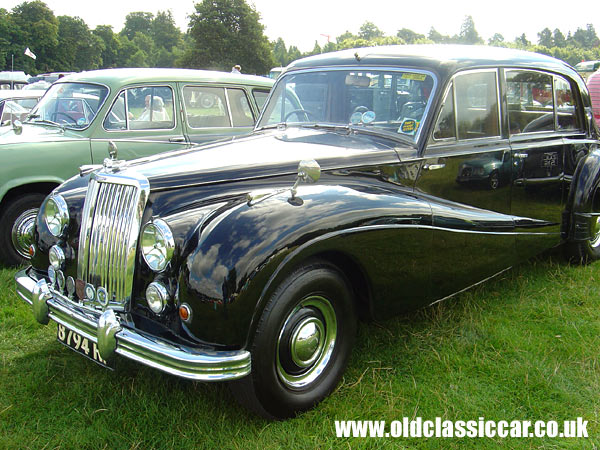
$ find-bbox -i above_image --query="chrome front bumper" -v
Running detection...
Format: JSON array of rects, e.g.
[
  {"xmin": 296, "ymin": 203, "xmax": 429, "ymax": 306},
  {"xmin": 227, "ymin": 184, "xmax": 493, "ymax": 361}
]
[{"xmin": 15, "ymin": 269, "xmax": 251, "ymax": 381}]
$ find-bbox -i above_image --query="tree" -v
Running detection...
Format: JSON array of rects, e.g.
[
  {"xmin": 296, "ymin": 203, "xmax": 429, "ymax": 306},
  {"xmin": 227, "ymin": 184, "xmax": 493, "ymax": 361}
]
[
  {"xmin": 272, "ymin": 37, "xmax": 288, "ymax": 66},
  {"xmin": 488, "ymin": 33, "xmax": 505, "ymax": 46},
  {"xmin": 11, "ymin": 0, "xmax": 59, "ymax": 72},
  {"xmin": 397, "ymin": 28, "xmax": 425, "ymax": 44},
  {"xmin": 515, "ymin": 33, "xmax": 530, "ymax": 47},
  {"xmin": 457, "ymin": 16, "xmax": 483, "ymax": 44},
  {"xmin": 121, "ymin": 12, "xmax": 153, "ymax": 40},
  {"xmin": 537, "ymin": 28, "xmax": 553, "ymax": 47},
  {"xmin": 152, "ymin": 10, "xmax": 181, "ymax": 51},
  {"xmin": 185, "ymin": 0, "xmax": 273, "ymax": 74},
  {"xmin": 553, "ymin": 29, "xmax": 567, "ymax": 48},
  {"xmin": 428, "ymin": 27, "xmax": 449, "ymax": 43},
  {"xmin": 56, "ymin": 16, "xmax": 102, "ymax": 71},
  {"xmin": 571, "ymin": 24, "xmax": 599, "ymax": 48},
  {"xmin": 93, "ymin": 25, "xmax": 121, "ymax": 68},
  {"xmin": 358, "ymin": 21, "xmax": 384, "ymax": 41}
]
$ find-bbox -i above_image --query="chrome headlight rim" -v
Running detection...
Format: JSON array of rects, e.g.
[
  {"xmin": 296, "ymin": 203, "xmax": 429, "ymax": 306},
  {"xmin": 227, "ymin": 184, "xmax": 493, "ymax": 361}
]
[
  {"xmin": 44, "ymin": 194, "xmax": 69, "ymax": 237},
  {"xmin": 140, "ymin": 219, "xmax": 175, "ymax": 273},
  {"xmin": 146, "ymin": 281, "xmax": 170, "ymax": 314}
]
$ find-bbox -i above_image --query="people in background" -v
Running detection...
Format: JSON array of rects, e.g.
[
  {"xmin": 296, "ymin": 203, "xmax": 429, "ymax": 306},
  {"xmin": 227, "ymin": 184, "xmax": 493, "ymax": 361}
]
[
  {"xmin": 231, "ymin": 65, "xmax": 241, "ymax": 74},
  {"xmin": 138, "ymin": 95, "xmax": 168, "ymax": 121}
]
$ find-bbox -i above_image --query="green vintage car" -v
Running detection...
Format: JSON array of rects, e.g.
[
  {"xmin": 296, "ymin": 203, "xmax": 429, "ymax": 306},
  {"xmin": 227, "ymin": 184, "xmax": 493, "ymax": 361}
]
[{"xmin": 0, "ymin": 68, "xmax": 273, "ymax": 266}]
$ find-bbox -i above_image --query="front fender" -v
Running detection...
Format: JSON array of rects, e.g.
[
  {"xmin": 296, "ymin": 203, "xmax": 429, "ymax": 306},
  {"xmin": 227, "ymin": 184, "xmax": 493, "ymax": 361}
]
[{"xmin": 178, "ymin": 184, "xmax": 432, "ymax": 347}]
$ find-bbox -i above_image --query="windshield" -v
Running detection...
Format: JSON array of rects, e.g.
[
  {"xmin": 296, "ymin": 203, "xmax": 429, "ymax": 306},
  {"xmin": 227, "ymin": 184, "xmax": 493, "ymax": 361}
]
[
  {"xmin": 27, "ymin": 82, "xmax": 109, "ymax": 129},
  {"xmin": 258, "ymin": 69, "xmax": 436, "ymax": 139}
]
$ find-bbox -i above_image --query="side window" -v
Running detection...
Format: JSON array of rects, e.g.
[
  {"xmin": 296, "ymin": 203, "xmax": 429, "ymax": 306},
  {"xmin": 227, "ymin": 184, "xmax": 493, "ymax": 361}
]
[
  {"xmin": 104, "ymin": 86, "xmax": 175, "ymax": 131},
  {"xmin": 506, "ymin": 70, "xmax": 554, "ymax": 135},
  {"xmin": 454, "ymin": 71, "xmax": 499, "ymax": 140},
  {"xmin": 432, "ymin": 82, "xmax": 456, "ymax": 140},
  {"xmin": 227, "ymin": 88, "xmax": 254, "ymax": 127},
  {"xmin": 104, "ymin": 91, "xmax": 126, "ymax": 130},
  {"xmin": 555, "ymin": 75, "xmax": 579, "ymax": 131},
  {"xmin": 252, "ymin": 89, "xmax": 270, "ymax": 110},
  {"xmin": 183, "ymin": 86, "xmax": 231, "ymax": 128}
]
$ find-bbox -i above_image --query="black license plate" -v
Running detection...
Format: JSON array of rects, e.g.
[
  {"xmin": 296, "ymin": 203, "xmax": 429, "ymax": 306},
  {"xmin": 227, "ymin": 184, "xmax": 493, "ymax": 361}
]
[{"xmin": 57, "ymin": 323, "xmax": 113, "ymax": 369}]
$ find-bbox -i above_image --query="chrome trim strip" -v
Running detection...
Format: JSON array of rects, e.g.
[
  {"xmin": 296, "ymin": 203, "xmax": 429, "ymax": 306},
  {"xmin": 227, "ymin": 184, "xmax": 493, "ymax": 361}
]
[{"xmin": 15, "ymin": 270, "xmax": 251, "ymax": 381}]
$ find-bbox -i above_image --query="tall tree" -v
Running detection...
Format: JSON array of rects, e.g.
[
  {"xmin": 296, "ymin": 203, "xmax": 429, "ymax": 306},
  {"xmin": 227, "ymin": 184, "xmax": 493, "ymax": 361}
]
[
  {"xmin": 553, "ymin": 29, "xmax": 567, "ymax": 48},
  {"xmin": 358, "ymin": 21, "xmax": 384, "ymax": 41},
  {"xmin": 11, "ymin": 0, "xmax": 59, "ymax": 72},
  {"xmin": 488, "ymin": 33, "xmax": 505, "ymax": 46},
  {"xmin": 56, "ymin": 16, "xmax": 102, "ymax": 71},
  {"xmin": 93, "ymin": 25, "xmax": 121, "ymax": 68},
  {"xmin": 152, "ymin": 10, "xmax": 181, "ymax": 51},
  {"xmin": 272, "ymin": 37, "xmax": 288, "ymax": 66},
  {"xmin": 185, "ymin": 0, "xmax": 273, "ymax": 74},
  {"xmin": 457, "ymin": 15, "xmax": 483, "ymax": 44},
  {"xmin": 537, "ymin": 28, "xmax": 553, "ymax": 47},
  {"xmin": 121, "ymin": 12, "xmax": 153, "ymax": 40}
]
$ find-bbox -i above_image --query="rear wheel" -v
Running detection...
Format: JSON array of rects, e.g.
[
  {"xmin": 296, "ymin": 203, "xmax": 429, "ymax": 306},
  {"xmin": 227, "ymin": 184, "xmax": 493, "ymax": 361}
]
[
  {"xmin": 0, "ymin": 193, "xmax": 45, "ymax": 266},
  {"xmin": 230, "ymin": 261, "xmax": 356, "ymax": 419}
]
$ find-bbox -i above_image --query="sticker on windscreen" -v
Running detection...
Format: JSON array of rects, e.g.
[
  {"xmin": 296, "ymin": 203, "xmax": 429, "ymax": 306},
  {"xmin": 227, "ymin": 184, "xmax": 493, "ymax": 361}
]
[
  {"xmin": 399, "ymin": 118, "xmax": 419, "ymax": 135},
  {"xmin": 402, "ymin": 73, "xmax": 427, "ymax": 81}
]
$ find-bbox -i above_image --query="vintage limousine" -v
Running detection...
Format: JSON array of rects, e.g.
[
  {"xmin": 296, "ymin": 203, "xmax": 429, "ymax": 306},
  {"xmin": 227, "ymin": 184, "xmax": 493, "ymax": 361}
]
[{"xmin": 15, "ymin": 45, "xmax": 600, "ymax": 419}]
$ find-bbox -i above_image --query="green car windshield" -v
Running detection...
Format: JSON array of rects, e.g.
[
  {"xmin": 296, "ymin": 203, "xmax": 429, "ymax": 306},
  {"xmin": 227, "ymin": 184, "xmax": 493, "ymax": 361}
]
[
  {"xmin": 27, "ymin": 82, "xmax": 109, "ymax": 129},
  {"xmin": 257, "ymin": 69, "xmax": 435, "ymax": 139}
]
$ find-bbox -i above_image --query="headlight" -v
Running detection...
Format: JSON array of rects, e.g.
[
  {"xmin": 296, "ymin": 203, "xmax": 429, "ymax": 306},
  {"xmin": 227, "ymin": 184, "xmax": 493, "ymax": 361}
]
[
  {"xmin": 44, "ymin": 195, "xmax": 69, "ymax": 237},
  {"xmin": 473, "ymin": 167, "xmax": 485, "ymax": 176},
  {"xmin": 140, "ymin": 219, "xmax": 174, "ymax": 272}
]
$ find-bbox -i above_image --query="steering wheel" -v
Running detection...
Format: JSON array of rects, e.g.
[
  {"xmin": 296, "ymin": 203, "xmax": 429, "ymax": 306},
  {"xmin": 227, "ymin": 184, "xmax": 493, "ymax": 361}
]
[
  {"xmin": 51, "ymin": 112, "xmax": 78, "ymax": 124},
  {"xmin": 284, "ymin": 109, "xmax": 318, "ymax": 122}
]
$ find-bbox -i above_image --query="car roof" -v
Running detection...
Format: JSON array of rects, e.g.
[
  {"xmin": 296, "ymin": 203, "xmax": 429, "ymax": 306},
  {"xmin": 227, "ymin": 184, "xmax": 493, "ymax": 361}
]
[
  {"xmin": 55, "ymin": 68, "xmax": 274, "ymax": 89},
  {"xmin": 0, "ymin": 89, "xmax": 46, "ymax": 100},
  {"xmin": 287, "ymin": 44, "xmax": 579, "ymax": 80}
]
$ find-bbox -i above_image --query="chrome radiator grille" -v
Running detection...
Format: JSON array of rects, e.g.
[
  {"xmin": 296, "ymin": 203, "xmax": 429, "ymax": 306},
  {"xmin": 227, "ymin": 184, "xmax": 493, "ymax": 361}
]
[{"xmin": 77, "ymin": 171, "xmax": 150, "ymax": 310}]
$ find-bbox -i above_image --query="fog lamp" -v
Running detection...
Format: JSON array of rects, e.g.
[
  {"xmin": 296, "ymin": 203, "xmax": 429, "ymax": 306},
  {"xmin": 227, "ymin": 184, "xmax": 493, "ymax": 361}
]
[
  {"xmin": 49, "ymin": 245, "xmax": 65, "ymax": 269},
  {"xmin": 146, "ymin": 282, "xmax": 169, "ymax": 314}
]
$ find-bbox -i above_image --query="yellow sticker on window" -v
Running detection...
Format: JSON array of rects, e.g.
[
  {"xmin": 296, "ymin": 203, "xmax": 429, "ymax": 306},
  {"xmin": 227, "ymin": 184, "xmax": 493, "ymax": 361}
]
[
  {"xmin": 399, "ymin": 119, "xmax": 419, "ymax": 134},
  {"xmin": 402, "ymin": 73, "xmax": 427, "ymax": 81}
]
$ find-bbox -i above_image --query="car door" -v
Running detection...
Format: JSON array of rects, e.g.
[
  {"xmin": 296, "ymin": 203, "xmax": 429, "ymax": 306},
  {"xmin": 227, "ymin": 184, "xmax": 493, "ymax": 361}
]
[
  {"xmin": 415, "ymin": 69, "xmax": 516, "ymax": 300},
  {"xmin": 90, "ymin": 84, "xmax": 189, "ymax": 162},
  {"xmin": 181, "ymin": 85, "xmax": 257, "ymax": 145},
  {"xmin": 505, "ymin": 69, "xmax": 566, "ymax": 258}
]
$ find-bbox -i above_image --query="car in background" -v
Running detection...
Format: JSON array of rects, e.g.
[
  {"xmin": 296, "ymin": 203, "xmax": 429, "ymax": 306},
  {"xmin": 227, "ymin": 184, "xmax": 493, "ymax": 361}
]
[
  {"xmin": 0, "ymin": 71, "xmax": 29, "ymax": 90},
  {"xmin": 0, "ymin": 68, "xmax": 273, "ymax": 266},
  {"xmin": 0, "ymin": 90, "xmax": 46, "ymax": 125},
  {"xmin": 588, "ymin": 69, "xmax": 600, "ymax": 126},
  {"xmin": 15, "ymin": 45, "xmax": 600, "ymax": 419},
  {"xmin": 575, "ymin": 60, "xmax": 600, "ymax": 82}
]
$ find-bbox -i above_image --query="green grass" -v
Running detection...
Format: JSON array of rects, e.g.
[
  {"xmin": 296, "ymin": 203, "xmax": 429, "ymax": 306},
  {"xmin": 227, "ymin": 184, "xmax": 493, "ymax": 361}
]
[{"xmin": 1, "ymin": 257, "xmax": 599, "ymax": 449}]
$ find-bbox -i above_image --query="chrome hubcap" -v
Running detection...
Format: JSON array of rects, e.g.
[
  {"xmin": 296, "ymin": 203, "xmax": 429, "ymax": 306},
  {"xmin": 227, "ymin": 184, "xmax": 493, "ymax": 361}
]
[
  {"xmin": 11, "ymin": 208, "xmax": 38, "ymax": 259},
  {"xmin": 276, "ymin": 295, "xmax": 337, "ymax": 389}
]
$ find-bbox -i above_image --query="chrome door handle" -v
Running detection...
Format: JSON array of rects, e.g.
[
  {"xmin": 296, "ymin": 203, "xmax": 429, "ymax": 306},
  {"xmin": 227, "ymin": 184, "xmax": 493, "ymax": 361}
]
[
  {"xmin": 423, "ymin": 163, "xmax": 445, "ymax": 171},
  {"xmin": 169, "ymin": 137, "xmax": 186, "ymax": 143},
  {"xmin": 514, "ymin": 153, "xmax": 528, "ymax": 159}
]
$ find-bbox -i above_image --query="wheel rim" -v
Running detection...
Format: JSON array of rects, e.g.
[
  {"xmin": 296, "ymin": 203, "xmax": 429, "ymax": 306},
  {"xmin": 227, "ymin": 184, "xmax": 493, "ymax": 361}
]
[
  {"xmin": 11, "ymin": 208, "xmax": 38, "ymax": 259},
  {"xmin": 590, "ymin": 217, "xmax": 600, "ymax": 249},
  {"xmin": 276, "ymin": 295, "xmax": 337, "ymax": 390}
]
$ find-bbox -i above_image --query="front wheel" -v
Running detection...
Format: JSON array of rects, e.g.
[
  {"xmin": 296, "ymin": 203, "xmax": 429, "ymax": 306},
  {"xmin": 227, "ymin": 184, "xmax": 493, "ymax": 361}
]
[
  {"xmin": 0, "ymin": 193, "xmax": 46, "ymax": 267},
  {"xmin": 230, "ymin": 261, "xmax": 356, "ymax": 419},
  {"xmin": 564, "ymin": 216, "xmax": 600, "ymax": 264}
]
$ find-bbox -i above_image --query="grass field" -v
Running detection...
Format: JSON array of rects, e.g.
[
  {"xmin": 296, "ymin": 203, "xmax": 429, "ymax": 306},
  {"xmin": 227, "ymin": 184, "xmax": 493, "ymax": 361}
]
[{"xmin": 1, "ymin": 255, "xmax": 599, "ymax": 449}]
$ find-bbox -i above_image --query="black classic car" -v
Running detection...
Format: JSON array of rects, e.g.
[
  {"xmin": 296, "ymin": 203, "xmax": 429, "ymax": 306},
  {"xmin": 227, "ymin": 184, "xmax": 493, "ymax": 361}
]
[{"xmin": 15, "ymin": 45, "xmax": 600, "ymax": 419}]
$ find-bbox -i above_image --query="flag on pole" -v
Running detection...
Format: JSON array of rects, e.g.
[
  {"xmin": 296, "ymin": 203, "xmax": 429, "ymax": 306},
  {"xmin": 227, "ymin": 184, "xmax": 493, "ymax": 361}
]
[{"xmin": 24, "ymin": 47, "xmax": 36, "ymax": 60}]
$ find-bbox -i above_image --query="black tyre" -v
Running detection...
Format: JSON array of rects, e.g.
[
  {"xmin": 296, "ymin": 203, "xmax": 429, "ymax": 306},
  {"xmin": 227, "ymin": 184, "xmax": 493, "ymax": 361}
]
[
  {"xmin": 564, "ymin": 216, "xmax": 600, "ymax": 264},
  {"xmin": 230, "ymin": 261, "xmax": 357, "ymax": 419},
  {"xmin": 0, "ymin": 193, "xmax": 45, "ymax": 267}
]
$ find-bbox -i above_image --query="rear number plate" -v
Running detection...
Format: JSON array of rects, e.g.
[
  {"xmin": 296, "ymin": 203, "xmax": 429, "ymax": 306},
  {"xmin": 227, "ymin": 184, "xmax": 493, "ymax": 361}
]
[{"xmin": 57, "ymin": 323, "xmax": 113, "ymax": 369}]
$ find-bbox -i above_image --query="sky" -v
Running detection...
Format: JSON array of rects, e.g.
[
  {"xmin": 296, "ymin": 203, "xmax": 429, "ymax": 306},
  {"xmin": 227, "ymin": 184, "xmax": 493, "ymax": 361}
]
[{"xmin": 4, "ymin": 0, "xmax": 600, "ymax": 53}]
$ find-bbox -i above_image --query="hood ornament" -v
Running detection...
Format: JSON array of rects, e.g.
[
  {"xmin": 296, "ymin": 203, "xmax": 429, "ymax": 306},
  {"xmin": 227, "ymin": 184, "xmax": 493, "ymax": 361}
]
[
  {"xmin": 12, "ymin": 120, "xmax": 23, "ymax": 135},
  {"xmin": 103, "ymin": 141, "xmax": 124, "ymax": 172}
]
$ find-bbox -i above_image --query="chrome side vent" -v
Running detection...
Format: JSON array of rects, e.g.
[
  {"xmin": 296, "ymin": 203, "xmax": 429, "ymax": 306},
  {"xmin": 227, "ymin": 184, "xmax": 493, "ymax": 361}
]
[{"xmin": 77, "ymin": 171, "xmax": 150, "ymax": 310}]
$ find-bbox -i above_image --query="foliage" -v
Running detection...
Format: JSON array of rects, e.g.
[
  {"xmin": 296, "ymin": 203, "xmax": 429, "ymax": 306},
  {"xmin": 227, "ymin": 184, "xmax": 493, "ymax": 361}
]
[{"xmin": 183, "ymin": 0, "xmax": 273, "ymax": 74}]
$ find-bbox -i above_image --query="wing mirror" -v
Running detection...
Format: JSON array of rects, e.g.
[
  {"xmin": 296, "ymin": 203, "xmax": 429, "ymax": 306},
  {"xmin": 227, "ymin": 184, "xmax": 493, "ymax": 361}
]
[{"xmin": 291, "ymin": 159, "xmax": 321, "ymax": 200}]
